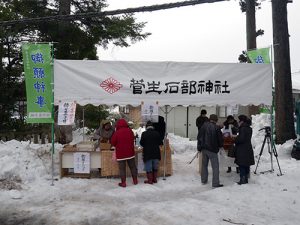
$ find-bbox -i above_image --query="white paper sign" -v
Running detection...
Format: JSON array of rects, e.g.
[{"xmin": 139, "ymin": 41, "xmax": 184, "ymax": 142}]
[
  {"xmin": 227, "ymin": 105, "xmax": 239, "ymax": 116},
  {"xmin": 74, "ymin": 152, "xmax": 90, "ymax": 174},
  {"xmin": 141, "ymin": 102, "xmax": 159, "ymax": 123},
  {"xmin": 58, "ymin": 101, "xmax": 76, "ymax": 125}
]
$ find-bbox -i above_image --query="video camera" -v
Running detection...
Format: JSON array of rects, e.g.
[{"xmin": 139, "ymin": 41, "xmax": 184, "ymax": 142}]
[{"xmin": 259, "ymin": 126, "xmax": 271, "ymax": 135}]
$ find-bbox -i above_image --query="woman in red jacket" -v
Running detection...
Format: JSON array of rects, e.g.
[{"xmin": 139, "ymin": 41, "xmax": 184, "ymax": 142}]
[{"xmin": 111, "ymin": 119, "xmax": 138, "ymax": 187}]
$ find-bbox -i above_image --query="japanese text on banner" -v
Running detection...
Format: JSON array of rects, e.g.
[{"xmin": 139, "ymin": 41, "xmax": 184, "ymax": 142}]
[{"xmin": 22, "ymin": 43, "xmax": 53, "ymax": 123}]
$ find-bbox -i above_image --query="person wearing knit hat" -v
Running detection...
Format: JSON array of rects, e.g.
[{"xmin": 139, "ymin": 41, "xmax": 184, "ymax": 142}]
[
  {"xmin": 93, "ymin": 119, "xmax": 114, "ymax": 146},
  {"xmin": 140, "ymin": 120, "xmax": 162, "ymax": 184}
]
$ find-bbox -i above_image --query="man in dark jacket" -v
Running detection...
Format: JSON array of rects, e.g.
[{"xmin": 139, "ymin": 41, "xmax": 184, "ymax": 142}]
[
  {"xmin": 140, "ymin": 121, "xmax": 161, "ymax": 184},
  {"xmin": 198, "ymin": 114, "xmax": 224, "ymax": 188},
  {"xmin": 196, "ymin": 109, "xmax": 209, "ymax": 131}
]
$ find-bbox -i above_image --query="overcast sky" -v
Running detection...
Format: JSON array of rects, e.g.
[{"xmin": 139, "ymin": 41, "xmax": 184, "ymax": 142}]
[{"xmin": 98, "ymin": 0, "xmax": 300, "ymax": 74}]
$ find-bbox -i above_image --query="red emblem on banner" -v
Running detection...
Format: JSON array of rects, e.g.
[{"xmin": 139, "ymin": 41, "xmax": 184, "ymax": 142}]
[{"xmin": 100, "ymin": 77, "xmax": 123, "ymax": 94}]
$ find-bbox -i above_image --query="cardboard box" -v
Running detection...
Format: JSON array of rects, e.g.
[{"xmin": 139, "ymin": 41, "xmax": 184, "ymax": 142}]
[
  {"xmin": 100, "ymin": 142, "xmax": 111, "ymax": 150},
  {"xmin": 62, "ymin": 144, "xmax": 77, "ymax": 152},
  {"xmin": 77, "ymin": 141, "xmax": 95, "ymax": 151}
]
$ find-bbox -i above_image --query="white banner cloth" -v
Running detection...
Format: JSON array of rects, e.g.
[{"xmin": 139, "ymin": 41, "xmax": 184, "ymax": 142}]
[{"xmin": 54, "ymin": 60, "xmax": 272, "ymax": 106}]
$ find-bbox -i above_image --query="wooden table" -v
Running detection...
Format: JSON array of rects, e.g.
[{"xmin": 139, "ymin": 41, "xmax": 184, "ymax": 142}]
[
  {"xmin": 100, "ymin": 141, "xmax": 173, "ymax": 177},
  {"xmin": 59, "ymin": 150, "xmax": 101, "ymax": 178},
  {"xmin": 60, "ymin": 140, "xmax": 173, "ymax": 178}
]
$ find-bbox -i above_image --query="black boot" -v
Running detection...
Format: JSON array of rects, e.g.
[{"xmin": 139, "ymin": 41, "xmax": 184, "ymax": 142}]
[
  {"xmin": 237, "ymin": 176, "xmax": 247, "ymax": 185},
  {"xmin": 226, "ymin": 167, "xmax": 232, "ymax": 173}
]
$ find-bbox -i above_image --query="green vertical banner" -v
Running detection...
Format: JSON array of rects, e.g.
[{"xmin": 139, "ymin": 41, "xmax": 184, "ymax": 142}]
[
  {"xmin": 247, "ymin": 47, "xmax": 271, "ymax": 64},
  {"xmin": 22, "ymin": 43, "xmax": 54, "ymax": 123}
]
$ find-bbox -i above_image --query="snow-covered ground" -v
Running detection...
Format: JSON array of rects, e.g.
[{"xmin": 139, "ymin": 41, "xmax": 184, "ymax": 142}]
[{"xmin": 0, "ymin": 114, "xmax": 299, "ymax": 225}]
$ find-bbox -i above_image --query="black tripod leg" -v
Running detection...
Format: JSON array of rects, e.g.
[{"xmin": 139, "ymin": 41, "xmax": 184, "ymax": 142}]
[
  {"xmin": 254, "ymin": 135, "xmax": 267, "ymax": 174},
  {"xmin": 272, "ymin": 144, "xmax": 283, "ymax": 176},
  {"xmin": 267, "ymin": 137, "xmax": 274, "ymax": 172}
]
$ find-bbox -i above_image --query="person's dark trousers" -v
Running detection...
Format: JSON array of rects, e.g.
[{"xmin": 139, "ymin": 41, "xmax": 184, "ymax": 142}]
[
  {"xmin": 238, "ymin": 165, "xmax": 248, "ymax": 184},
  {"xmin": 118, "ymin": 160, "xmax": 127, "ymax": 187},
  {"xmin": 127, "ymin": 158, "xmax": 138, "ymax": 184},
  {"xmin": 201, "ymin": 149, "xmax": 221, "ymax": 187},
  {"xmin": 246, "ymin": 166, "xmax": 250, "ymax": 179},
  {"xmin": 118, "ymin": 158, "xmax": 138, "ymax": 186},
  {"xmin": 126, "ymin": 158, "xmax": 138, "ymax": 178}
]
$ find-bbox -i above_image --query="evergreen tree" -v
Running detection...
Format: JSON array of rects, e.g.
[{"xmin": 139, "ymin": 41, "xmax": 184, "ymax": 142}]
[
  {"xmin": 238, "ymin": 0, "xmax": 263, "ymax": 63},
  {"xmin": 0, "ymin": 1, "xmax": 27, "ymax": 130},
  {"xmin": 238, "ymin": 0, "xmax": 264, "ymax": 115},
  {"xmin": 0, "ymin": 0, "xmax": 150, "ymax": 131}
]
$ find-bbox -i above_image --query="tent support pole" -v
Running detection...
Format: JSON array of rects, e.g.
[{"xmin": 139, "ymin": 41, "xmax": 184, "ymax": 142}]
[
  {"xmin": 161, "ymin": 105, "xmax": 173, "ymax": 180},
  {"xmin": 50, "ymin": 43, "xmax": 54, "ymax": 186},
  {"xmin": 82, "ymin": 106, "xmax": 85, "ymax": 142},
  {"xmin": 51, "ymin": 121, "xmax": 54, "ymax": 186},
  {"xmin": 186, "ymin": 106, "xmax": 189, "ymax": 138},
  {"xmin": 270, "ymin": 44, "xmax": 275, "ymax": 170}
]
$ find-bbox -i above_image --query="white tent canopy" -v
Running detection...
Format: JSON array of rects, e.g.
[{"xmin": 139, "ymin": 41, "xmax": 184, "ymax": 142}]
[{"xmin": 54, "ymin": 60, "xmax": 272, "ymax": 106}]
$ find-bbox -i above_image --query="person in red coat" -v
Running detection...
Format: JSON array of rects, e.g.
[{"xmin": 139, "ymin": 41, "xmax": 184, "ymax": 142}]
[{"xmin": 111, "ymin": 119, "xmax": 138, "ymax": 187}]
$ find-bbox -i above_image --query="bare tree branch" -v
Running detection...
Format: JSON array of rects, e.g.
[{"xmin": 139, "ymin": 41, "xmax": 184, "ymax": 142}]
[{"xmin": 0, "ymin": 0, "xmax": 227, "ymax": 26}]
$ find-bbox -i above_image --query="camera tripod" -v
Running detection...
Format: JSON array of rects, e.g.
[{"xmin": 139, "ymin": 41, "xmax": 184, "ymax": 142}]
[{"xmin": 254, "ymin": 127, "xmax": 283, "ymax": 176}]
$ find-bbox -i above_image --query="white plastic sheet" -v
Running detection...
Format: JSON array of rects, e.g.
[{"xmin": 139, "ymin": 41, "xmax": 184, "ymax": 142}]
[{"xmin": 54, "ymin": 60, "xmax": 272, "ymax": 106}]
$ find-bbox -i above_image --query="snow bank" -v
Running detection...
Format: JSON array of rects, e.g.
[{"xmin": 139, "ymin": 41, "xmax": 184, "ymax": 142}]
[
  {"xmin": 0, "ymin": 140, "xmax": 62, "ymax": 186},
  {"xmin": 1, "ymin": 114, "xmax": 300, "ymax": 225}
]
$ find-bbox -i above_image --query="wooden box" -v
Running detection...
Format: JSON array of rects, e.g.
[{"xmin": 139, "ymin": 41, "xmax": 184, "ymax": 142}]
[
  {"xmin": 100, "ymin": 149, "xmax": 142, "ymax": 177},
  {"xmin": 99, "ymin": 142, "xmax": 112, "ymax": 150},
  {"xmin": 158, "ymin": 140, "xmax": 173, "ymax": 176},
  {"xmin": 100, "ymin": 139, "xmax": 173, "ymax": 177},
  {"xmin": 100, "ymin": 150, "xmax": 119, "ymax": 177}
]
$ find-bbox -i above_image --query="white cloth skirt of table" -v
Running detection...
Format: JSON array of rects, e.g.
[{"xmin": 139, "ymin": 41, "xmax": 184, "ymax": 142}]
[{"xmin": 61, "ymin": 151, "xmax": 101, "ymax": 168}]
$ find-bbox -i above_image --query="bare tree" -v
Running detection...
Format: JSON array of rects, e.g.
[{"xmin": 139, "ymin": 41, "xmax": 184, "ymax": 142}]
[
  {"xmin": 245, "ymin": 0, "xmax": 259, "ymax": 115},
  {"xmin": 246, "ymin": 0, "xmax": 256, "ymax": 50},
  {"xmin": 272, "ymin": 0, "xmax": 296, "ymax": 143}
]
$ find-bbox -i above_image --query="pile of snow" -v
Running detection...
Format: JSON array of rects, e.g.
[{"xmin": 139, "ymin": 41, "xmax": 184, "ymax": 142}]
[
  {"xmin": 0, "ymin": 114, "xmax": 300, "ymax": 225},
  {"xmin": 251, "ymin": 114, "xmax": 294, "ymax": 172},
  {"xmin": 69, "ymin": 127, "xmax": 92, "ymax": 145},
  {"xmin": 0, "ymin": 114, "xmax": 294, "ymax": 187},
  {"xmin": 0, "ymin": 140, "xmax": 63, "ymax": 186},
  {"xmin": 168, "ymin": 133, "xmax": 197, "ymax": 153}
]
